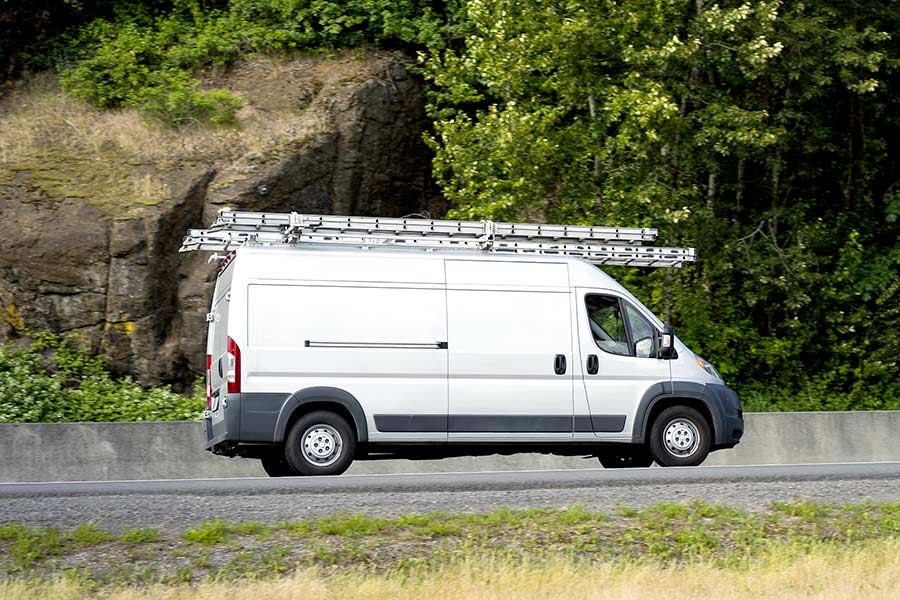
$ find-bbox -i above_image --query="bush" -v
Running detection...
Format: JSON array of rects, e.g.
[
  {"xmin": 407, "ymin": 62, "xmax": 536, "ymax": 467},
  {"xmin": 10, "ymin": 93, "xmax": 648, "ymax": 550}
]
[
  {"xmin": 141, "ymin": 71, "xmax": 245, "ymax": 126},
  {"xmin": 0, "ymin": 333, "xmax": 204, "ymax": 423},
  {"xmin": 37, "ymin": 0, "xmax": 466, "ymax": 127},
  {"xmin": 57, "ymin": 14, "xmax": 247, "ymax": 126}
]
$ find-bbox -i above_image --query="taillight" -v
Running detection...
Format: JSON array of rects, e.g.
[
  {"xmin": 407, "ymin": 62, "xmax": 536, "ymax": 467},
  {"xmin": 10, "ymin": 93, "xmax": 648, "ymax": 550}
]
[
  {"xmin": 206, "ymin": 354, "xmax": 212, "ymax": 408},
  {"xmin": 226, "ymin": 337, "xmax": 241, "ymax": 394}
]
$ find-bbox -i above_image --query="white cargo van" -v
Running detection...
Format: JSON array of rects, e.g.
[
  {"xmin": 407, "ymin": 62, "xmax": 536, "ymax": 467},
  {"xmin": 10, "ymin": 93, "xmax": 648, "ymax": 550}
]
[{"xmin": 184, "ymin": 212, "xmax": 743, "ymax": 476}]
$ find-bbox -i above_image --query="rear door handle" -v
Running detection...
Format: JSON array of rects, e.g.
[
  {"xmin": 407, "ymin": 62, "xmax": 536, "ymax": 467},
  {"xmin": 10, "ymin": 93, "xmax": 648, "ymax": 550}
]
[
  {"xmin": 554, "ymin": 354, "xmax": 567, "ymax": 375},
  {"xmin": 586, "ymin": 354, "xmax": 599, "ymax": 375}
]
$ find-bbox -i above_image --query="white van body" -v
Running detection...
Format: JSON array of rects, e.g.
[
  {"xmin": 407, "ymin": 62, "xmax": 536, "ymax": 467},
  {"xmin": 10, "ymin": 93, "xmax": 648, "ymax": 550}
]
[{"xmin": 204, "ymin": 245, "xmax": 743, "ymax": 475}]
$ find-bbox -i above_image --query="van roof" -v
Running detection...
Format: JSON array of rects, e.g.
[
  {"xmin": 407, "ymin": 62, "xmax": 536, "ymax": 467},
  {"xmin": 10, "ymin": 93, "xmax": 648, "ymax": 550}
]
[{"xmin": 232, "ymin": 243, "xmax": 631, "ymax": 291}]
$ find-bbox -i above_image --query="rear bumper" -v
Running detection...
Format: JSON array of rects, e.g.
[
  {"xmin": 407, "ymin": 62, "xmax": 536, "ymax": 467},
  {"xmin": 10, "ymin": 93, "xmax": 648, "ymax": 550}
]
[
  {"xmin": 204, "ymin": 392, "xmax": 242, "ymax": 455},
  {"xmin": 205, "ymin": 422, "xmax": 277, "ymax": 458},
  {"xmin": 204, "ymin": 421, "xmax": 236, "ymax": 454}
]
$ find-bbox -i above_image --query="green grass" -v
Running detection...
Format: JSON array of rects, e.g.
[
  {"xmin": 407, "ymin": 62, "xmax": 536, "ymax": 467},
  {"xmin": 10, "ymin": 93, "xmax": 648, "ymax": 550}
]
[
  {"xmin": 182, "ymin": 521, "xmax": 267, "ymax": 546},
  {"xmin": 2, "ymin": 523, "xmax": 112, "ymax": 573},
  {"xmin": 118, "ymin": 528, "xmax": 162, "ymax": 545},
  {"xmin": 5, "ymin": 541, "xmax": 900, "ymax": 600},
  {"xmin": 316, "ymin": 513, "xmax": 392, "ymax": 537},
  {"xmin": 3, "ymin": 501, "xmax": 900, "ymax": 585}
]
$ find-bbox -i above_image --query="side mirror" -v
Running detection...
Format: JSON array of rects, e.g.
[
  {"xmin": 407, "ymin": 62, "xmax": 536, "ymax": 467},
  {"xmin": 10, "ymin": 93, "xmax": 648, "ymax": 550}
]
[{"xmin": 658, "ymin": 325, "xmax": 677, "ymax": 360}]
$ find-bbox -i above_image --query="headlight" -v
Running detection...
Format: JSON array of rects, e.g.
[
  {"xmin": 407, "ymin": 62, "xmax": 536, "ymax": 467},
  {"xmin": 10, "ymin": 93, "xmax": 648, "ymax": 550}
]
[{"xmin": 695, "ymin": 355, "xmax": 722, "ymax": 380}]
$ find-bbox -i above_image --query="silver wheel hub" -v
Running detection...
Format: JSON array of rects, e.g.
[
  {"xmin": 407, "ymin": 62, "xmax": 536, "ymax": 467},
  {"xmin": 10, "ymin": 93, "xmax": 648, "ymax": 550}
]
[
  {"xmin": 302, "ymin": 424, "xmax": 343, "ymax": 467},
  {"xmin": 663, "ymin": 418, "xmax": 700, "ymax": 457}
]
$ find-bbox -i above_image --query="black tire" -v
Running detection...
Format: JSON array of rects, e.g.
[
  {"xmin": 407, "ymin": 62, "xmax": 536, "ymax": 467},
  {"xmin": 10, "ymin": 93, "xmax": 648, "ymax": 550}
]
[
  {"xmin": 260, "ymin": 453, "xmax": 296, "ymax": 477},
  {"xmin": 648, "ymin": 405, "xmax": 711, "ymax": 467},
  {"xmin": 597, "ymin": 447, "xmax": 653, "ymax": 468},
  {"xmin": 284, "ymin": 410, "xmax": 356, "ymax": 476}
]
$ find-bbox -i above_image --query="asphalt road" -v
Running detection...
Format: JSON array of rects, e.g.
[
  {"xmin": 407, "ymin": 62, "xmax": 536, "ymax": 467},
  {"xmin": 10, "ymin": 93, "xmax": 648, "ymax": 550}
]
[{"xmin": 3, "ymin": 462, "xmax": 899, "ymax": 532}]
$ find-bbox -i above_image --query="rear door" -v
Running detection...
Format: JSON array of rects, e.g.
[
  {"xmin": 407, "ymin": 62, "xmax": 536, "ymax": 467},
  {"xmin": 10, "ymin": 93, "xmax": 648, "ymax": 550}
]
[
  {"xmin": 207, "ymin": 259, "xmax": 235, "ymax": 438},
  {"xmin": 446, "ymin": 260, "xmax": 574, "ymax": 441}
]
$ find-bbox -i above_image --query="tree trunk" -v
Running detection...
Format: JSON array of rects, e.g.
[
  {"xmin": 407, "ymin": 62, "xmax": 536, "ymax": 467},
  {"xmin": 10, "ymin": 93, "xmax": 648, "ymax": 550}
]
[{"xmin": 588, "ymin": 93, "xmax": 602, "ymax": 212}]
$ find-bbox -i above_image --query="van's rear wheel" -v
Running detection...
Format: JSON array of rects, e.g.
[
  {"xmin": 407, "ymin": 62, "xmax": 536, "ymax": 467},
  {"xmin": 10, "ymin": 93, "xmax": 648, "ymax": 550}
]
[
  {"xmin": 649, "ymin": 406, "xmax": 711, "ymax": 467},
  {"xmin": 598, "ymin": 447, "xmax": 653, "ymax": 468},
  {"xmin": 260, "ymin": 454, "xmax": 296, "ymax": 477},
  {"xmin": 285, "ymin": 411, "xmax": 356, "ymax": 476}
]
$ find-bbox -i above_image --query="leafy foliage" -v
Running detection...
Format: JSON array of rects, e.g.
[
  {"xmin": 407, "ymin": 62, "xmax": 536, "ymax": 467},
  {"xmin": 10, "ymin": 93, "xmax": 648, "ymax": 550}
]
[
  {"xmin": 28, "ymin": 0, "xmax": 467, "ymax": 125},
  {"xmin": 424, "ymin": 0, "xmax": 900, "ymax": 411},
  {"xmin": 0, "ymin": 333, "xmax": 204, "ymax": 422},
  {"xmin": 14, "ymin": 0, "xmax": 900, "ymax": 411}
]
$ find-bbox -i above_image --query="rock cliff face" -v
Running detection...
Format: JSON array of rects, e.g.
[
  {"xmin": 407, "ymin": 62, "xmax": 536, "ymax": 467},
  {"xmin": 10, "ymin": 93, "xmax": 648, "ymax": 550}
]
[{"xmin": 0, "ymin": 52, "xmax": 436, "ymax": 388}]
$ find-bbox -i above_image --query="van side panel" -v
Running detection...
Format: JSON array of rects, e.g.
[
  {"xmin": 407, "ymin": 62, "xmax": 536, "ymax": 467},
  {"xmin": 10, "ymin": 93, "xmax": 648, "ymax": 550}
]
[
  {"xmin": 241, "ymin": 252, "xmax": 444, "ymax": 285},
  {"xmin": 445, "ymin": 260, "xmax": 574, "ymax": 441},
  {"xmin": 244, "ymin": 283, "xmax": 448, "ymax": 442},
  {"xmin": 446, "ymin": 260, "xmax": 569, "ymax": 288}
]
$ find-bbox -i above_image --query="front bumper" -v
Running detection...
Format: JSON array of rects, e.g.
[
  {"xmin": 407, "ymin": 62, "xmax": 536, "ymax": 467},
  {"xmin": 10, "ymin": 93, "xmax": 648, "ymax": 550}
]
[{"xmin": 707, "ymin": 384, "xmax": 744, "ymax": 448}]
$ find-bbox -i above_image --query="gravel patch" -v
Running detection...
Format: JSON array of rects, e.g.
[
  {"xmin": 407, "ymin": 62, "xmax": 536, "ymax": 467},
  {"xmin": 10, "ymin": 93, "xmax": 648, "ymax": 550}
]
[{"xmin": 4, "ymin": 477, "xmax": 900, "ymax": 533}]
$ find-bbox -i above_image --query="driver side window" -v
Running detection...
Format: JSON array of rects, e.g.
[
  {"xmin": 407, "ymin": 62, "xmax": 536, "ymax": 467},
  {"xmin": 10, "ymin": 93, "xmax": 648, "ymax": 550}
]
[
  {"xmin": 585, "ymin": 294, "xmax": 658, "ymax": 358},
  {"xmin": 585, "ymin": 295, "xmax": 630, "ymax": 356}
]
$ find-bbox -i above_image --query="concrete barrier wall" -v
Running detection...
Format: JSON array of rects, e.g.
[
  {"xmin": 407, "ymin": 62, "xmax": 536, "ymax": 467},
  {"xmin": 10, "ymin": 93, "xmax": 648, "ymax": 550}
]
[{"xmin": 2, "ymin": 411, "xmax": 899, "ymax": 482}]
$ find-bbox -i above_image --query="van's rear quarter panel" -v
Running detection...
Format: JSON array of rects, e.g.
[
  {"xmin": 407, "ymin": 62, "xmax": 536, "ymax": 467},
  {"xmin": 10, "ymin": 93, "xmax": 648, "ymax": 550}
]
[{"xmin": 244, "ymin": 282, "xmax": 448, "ymax": 441}]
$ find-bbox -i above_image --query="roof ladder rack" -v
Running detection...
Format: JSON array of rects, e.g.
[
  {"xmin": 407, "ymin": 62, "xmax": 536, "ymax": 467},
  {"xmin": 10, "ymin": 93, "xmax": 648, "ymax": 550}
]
[{"xmin": 181, "ymin": 210, "xmax": 696, "ymax": 268}]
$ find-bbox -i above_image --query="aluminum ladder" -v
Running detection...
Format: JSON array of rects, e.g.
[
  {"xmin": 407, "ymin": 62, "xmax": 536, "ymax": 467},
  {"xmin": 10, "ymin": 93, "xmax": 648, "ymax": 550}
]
[{"xmin": 180, "ymin": 210, "xmax": 696, "ymax": 268}]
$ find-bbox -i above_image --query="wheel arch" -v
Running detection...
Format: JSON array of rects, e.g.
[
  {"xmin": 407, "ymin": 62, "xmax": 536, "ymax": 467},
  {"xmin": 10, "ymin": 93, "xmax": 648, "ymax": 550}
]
[
  {"xmin": 274, "ymin": 387, "xmax": 368, "ymax": 444},
  {"xmin": 633, "ymin": 382, "xmax": 721, "ymax": 444}
]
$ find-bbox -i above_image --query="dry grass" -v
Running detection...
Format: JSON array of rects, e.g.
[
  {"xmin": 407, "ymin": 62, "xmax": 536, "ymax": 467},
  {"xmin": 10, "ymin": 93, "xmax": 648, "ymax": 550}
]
[
  {"xmin": 6, "ymin": 502, "xmax": 900, "ymax": 588},
  {"xmin": 3, "ymin": 539, "xmax": 900, "ymax": 599},
  {"xmin": 0, "ymin": 51, "xmax": 396, "ymax": 215}
]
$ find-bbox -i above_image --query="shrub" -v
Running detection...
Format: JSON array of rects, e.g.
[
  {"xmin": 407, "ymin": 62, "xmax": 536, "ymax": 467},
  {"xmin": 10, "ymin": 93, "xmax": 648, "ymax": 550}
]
[
  {"xmin": 37, "ymin": 0, "xmax": 466, "ymax": 127},
  {"xmin": 58, "ymin": 16, "xmax": 247, "ymax": 127},
  {"xmin": 140, "ymin": 71, "xmax": 245, "ymax": 127},
  {"xmin": 0, "ymin": 333, "xmax": 204, "ymax": 423}
]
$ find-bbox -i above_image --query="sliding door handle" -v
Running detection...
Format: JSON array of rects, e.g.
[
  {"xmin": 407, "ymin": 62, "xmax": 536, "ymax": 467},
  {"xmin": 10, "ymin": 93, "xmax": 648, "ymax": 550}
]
[{"xmin": 554, "ymin": 354, "xmax": 567, "ymax": 375}]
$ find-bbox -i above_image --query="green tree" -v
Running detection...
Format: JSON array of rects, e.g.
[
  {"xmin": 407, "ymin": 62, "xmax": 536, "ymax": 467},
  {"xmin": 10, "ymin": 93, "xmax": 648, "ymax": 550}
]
[
  {"xmin": 13, "ymin": 0, "xmax": 900, "ymax": 410},
  {"xmin": 425, "ymin": 0, "xmax": 900, "ymax": 410}
]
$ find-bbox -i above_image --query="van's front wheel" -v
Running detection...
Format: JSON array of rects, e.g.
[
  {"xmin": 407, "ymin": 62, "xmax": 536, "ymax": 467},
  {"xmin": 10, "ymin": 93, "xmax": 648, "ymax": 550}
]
[
  {"xmin": 649, "ymin": 406, "xmax": 711, "ymax": 467},
  {"xmin": 285, "ymin": 411, "xmax": 356, "ymax": 476}
]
